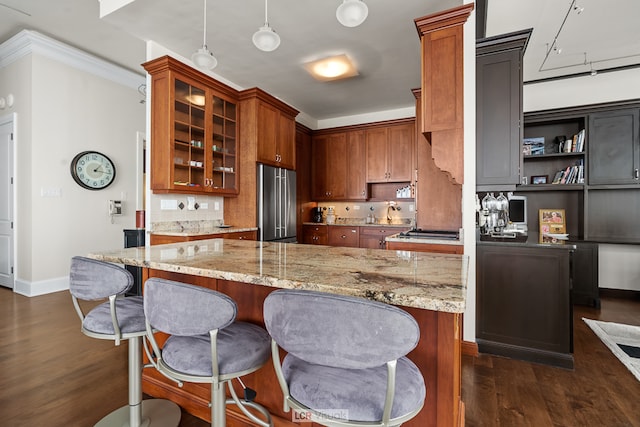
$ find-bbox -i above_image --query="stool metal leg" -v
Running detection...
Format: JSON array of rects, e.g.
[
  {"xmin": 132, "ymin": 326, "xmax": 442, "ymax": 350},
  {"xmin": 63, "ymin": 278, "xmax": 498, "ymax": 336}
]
[
  {"xmin": 212, "ymin": 382, "xmax": 226, "ymax": 427},
  {"xmin": 95, "ymin": 337, "xmax": 182, "ymax": 427}
]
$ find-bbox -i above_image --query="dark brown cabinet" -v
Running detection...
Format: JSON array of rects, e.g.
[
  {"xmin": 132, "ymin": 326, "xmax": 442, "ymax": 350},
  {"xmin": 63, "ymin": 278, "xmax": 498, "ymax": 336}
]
[
  {"xmin": 476, "ymin": 243, "xmax": 573, "ymax": 368},
  {"xmin": 345, "ymin": 131, "xmax": 367, "ymax": 200},
  {"xmin": 476, "ymin": 29, "xmax": 531, "ymax": 189},
  {"xmin": 588, "ymin": 108, "xmax": 640, "ymax": 185},
  {"xmin": 255, "ymin": 99, "xmax": 297, "ymax": 170},
  {"xmin": 359, "ymin": 227, "xmax": 399, "ymax": 249}
]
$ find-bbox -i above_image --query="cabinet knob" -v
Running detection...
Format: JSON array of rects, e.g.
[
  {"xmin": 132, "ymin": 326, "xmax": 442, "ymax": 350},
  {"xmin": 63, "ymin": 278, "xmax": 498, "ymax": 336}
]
[
  {"xmin": 361, "ymin": 190, "xmax": 365, "ymax": 196},
  {"xmin": 341, "ymin": 235, "xmax": 346, "ymax": 239},
  {"xmin": 635, "ymin": 169, "xmax": 639, "ymax": 179}
]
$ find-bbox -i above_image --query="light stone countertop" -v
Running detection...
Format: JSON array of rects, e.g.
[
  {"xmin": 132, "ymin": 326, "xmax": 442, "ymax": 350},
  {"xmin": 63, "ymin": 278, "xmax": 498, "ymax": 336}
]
[
  {"xmin": 150, "ymin": 226, "xmax": 258, "ymax": 237},
  {"xmin": 88, "ymin": 239, "xmax": 468, "ymax": 313}
]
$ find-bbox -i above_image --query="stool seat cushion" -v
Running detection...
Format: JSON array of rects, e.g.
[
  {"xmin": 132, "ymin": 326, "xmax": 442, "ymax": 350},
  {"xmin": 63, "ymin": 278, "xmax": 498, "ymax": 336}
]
[
  {"xmin": 83, "ymin": 296, "xmax": 146, "ymax": 336},
  {"xmin": 162, "ymin": 321, "xmax": 270, "ymax": 377},
  {"xmin": 282, "ymin": 354, "xmax": 426, "ymax": 422}
]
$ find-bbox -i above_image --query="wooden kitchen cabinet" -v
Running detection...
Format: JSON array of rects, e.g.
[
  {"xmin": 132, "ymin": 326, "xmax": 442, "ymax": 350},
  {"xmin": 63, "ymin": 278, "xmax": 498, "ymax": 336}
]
[
  {"xmin": 143, "ymin": 56, "xmax": 239, "ymax": 195},
  {"xmin": 415, "ymin": 4, "xmax": 473, "ymax": 185},
  {"xmin": 312, "ymin": 133, "xmax": 347, "ymax": 200},
  {"xmin": 359, "ymin": 226, "xmax": 403, "ymax": 249},
  {"xmin": 346, "ymin": 130, "xmax": 367, "ymax": 200},
  {"xmin": 302, "ymin": 225, "xmax": 328, "ymax": 245},
  {"xmin": 365, "ymin": 122, "xmax": 415, "ymax": 183},
  {"xmin": 386, "ymin": 240, "xmax": 463, "ymax": 254},
  {"xmin": 150, "ymin": 230, "xmax": 257, "ymax": 245},
  {"xmin": 253, "ymin": 92, "xmax": 297, "ymax": 170},
  {"xmin": 476, "ymin": 29, "xmax": 530, "ymax": 189},
  {"xmin": 328, "ymin": 226, "xmax": 360, "ymax": 248}
]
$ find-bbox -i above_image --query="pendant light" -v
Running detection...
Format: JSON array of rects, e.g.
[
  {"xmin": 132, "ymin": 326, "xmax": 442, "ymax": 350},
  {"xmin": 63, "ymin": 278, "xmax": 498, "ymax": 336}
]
[
  {"xmin": 252, "ymin": 0, "xmax": 280, "ymax": 52},
  {"xmin": 191, "ymin": 0, "xmax": 218, "ymax": 70},
  {"xmin": 336, "ymin": 0, "xmax": 368, "ymax": 28}
]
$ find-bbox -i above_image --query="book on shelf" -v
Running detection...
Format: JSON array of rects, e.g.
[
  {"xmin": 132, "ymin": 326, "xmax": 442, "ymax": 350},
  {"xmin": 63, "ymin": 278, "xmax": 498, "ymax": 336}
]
[
  {"xmin": 558, "ymin": 129, "xmax": 585, "ymax": 153},
  {"xmin": 553, "ymin": 159, "xmax": 584, "ymax": 184}
]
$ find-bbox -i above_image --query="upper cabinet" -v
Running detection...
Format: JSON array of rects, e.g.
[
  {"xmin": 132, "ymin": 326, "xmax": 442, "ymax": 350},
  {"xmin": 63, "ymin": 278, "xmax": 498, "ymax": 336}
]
[
  {"xmin": 365, "ymin": 122, "xmax": 415, "ymax": 183},
  {"xmin": 345, "ymin": 130, "xmax": 367, "ymax": 200},
  {"xmin": 244, "ymin": 88, "xmax": 298, "ymax": 170},
  {"xmin": 143, "ymin": 56, "xmax": 239, "ymax": 195},
  {"xmin": 588, "ymin": 108, "xmax": 640, "ymax": 185},
  {"xmin": 476, "ymin": 29, "xmax": 531, "ymax": 190},
  {"xmin": 415, "ymin": 4, "xmax": 473, "ymax": 185},
  {"xmin": 312, "ymin": 132, "xmax": 347, "ymax": 200}
]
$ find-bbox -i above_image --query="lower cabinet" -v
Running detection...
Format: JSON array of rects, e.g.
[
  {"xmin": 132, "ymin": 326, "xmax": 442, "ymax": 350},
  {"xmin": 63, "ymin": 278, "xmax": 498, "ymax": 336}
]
[
  {"xmin": 572, "ymin": 242, "xmax": 600, "ymax": 308},
  {"xmin": 328, "ymin": 226, "xmax": 360, "ymax": 248},
  {"xmin": 302, "ymin": 225, "xmax": 328, "ymax": 245},
  {"xmin": 359, "ymin": 227, "xmax": 399, "ymax": 249},
  {"xmin": 386, "ymin": 240, "xmax": 463, "ymax": 254},
  {"xmin": 476, "ymin": 243, "xmax": 574, "ymax": 368}
]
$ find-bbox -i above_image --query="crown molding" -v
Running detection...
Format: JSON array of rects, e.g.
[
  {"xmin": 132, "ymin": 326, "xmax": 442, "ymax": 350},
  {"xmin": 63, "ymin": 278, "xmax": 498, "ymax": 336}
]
[{"xmin": 0, "ymin": 29, "xmax": 144, "ymax": 90}]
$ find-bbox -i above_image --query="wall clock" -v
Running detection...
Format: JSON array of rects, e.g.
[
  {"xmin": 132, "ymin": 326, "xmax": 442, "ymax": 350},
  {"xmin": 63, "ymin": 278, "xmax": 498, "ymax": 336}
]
[{"xmin": 70, "ymin": 151, "xmax": 116, "ymax": 190}]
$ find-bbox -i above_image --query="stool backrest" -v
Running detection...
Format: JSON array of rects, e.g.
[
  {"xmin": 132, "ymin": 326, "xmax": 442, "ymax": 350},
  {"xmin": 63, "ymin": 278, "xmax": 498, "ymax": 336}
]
[
  {"xmin": 69, "ymin": 256, "xmax": 133, "ymax": 300},
  {"xmin": 264, "ymin": 289, "xmax": 420, "ymax": 369},
  {"xmin": 144, "ymin": 278, "xmax": 237, "ymax": 336}
]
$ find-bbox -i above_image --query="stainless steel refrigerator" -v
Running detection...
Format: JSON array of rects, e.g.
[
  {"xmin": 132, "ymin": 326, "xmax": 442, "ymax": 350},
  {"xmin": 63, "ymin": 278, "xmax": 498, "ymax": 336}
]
[{"xmin": 257, "ymin": 164, "xmax": 296, "ymax": 242}]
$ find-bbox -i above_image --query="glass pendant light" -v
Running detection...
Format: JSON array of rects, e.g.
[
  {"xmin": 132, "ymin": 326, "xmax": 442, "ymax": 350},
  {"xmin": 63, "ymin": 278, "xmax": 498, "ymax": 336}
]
[
  {"xmin": 191, "ymin": 0, "xmax": 218, "ymax": 70},
  {"xmin": 336, "ymin": 0, "xmax": 369, "ymax": 28},
  {"xmin": 253, "ymin": 0, "xmax": 280, "ymax": 52}
]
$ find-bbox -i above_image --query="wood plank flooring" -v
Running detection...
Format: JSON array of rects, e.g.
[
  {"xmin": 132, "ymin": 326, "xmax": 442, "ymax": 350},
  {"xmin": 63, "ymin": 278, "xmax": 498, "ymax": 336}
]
[{"xmin": 1, "ymin": 288, "xmax": 639, "ymax": 426}]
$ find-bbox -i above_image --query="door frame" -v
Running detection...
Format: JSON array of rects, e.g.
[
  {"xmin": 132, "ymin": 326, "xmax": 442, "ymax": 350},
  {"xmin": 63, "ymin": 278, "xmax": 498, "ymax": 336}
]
[{"xmin": 0, "ymin": 112, "xmax": 16, "ymax": 289}]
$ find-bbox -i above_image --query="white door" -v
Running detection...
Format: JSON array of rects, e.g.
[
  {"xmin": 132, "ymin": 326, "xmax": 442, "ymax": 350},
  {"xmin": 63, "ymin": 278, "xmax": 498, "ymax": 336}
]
[{"xmin": 0, "ymin": 118, "xmax": 14, "ymax": 288}]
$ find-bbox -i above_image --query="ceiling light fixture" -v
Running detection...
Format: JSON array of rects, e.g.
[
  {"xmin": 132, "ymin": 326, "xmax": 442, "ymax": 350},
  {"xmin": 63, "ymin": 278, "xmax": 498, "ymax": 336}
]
[
  {"xmin": 253, "ymin": 0, "xmax": 280, "ymax": 52},
  {"xmin": 304, "ymin": 54, "xmax": 359, "ymax": 81},
  {"xmin": 539, "ymin": 0, "xmax": 581, "ymax": 72},
  {"xmin": 590, "ymin": 62, "xmax": 597, "ymax": 76},
  {"xmin": 191, "ymin": 0, "xmax": 217, "ymax": 70},
  {"xmin": 573, "ymin": 3, "xmax": 584, "ymax": 14},
  {"xmin": 336, "ymin": 0, "xmax": 369, "ymax": 28}
]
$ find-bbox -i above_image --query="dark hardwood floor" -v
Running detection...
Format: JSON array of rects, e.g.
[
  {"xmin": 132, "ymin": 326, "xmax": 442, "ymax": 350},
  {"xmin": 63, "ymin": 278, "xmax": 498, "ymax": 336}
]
[
  {"xmin": 463, "ymin": 295, "xmax": 640, "ymax": 427},
  {"xmin": 1, "ymin": 288, "xmax": 639, "ymax": 426}
]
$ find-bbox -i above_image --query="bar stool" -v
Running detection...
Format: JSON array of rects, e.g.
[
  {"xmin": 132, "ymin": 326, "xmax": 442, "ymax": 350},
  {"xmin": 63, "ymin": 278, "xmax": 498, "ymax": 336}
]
[
  {"xmin": 263, "ymin": 289, "xmax": 426, "ymax": 427},
  {"xmin": 143, "ymin": 277, "xmax": 273, "ymax": 427},
  {"xmin": 69, "ymin": 256, "xmax": 181, "ymax": 427}
]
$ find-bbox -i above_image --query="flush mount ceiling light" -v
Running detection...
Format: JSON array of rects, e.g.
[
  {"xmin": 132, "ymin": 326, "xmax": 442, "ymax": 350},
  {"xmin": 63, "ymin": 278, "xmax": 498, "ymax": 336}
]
[
  {"xmin": 253, "ymin": 0, "xmax": 280, "ymax": 52},
  {"xmin": 191, "ymin": 0, "xmax": 218, "ymax": 70},
  {"xmin": 304, "ymin": 54, "xmax": 359, "ymax": 82},
  {"xmin": 336, "ymin": 0, "xmax": 369, "ymax": 28}
]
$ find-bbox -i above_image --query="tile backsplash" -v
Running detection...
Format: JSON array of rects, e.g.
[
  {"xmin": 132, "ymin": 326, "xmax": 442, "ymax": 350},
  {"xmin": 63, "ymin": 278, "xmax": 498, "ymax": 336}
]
[
  {"xmin": 316, "ymin": 201, "xmax": 415, "ymax": 225},
  {"xmin": 149, "ymin": 193, "xmax": 224, "ymax": 225}
]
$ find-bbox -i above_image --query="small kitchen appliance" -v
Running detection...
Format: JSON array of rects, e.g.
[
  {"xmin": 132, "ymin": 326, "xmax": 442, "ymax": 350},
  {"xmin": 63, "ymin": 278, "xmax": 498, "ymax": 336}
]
[{"xmin": 312, "ymin": 207, "xmax": 323, "ymax": 223}]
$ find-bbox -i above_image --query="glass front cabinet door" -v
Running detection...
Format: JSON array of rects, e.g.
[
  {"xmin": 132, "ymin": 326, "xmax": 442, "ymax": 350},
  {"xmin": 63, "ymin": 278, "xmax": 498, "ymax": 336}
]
[{"xmin": 144, "ymin": 56, "xmax": 239, "ymax": 196}]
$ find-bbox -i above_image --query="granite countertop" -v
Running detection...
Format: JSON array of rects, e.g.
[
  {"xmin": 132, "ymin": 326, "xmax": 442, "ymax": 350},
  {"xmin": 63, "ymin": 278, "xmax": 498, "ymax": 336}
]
[
  {"xmin": 88, "ymin": 239, "xmax": 468, "ymax": 313},
  {"xmin": 303, "ymin": 219, "xmax": 413, "ymax": 228},
  {"xmin": 477, "ymin": 231, "xmax": 578, "ymax": 249},
  {"xmin": 150, "ymin": 220, "xmax": 257, "ymax": 237}
]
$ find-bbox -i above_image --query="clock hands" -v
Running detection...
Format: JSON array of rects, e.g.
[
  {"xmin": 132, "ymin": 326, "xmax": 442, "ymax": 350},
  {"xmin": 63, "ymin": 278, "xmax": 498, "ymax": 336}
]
[{"xmin": 92, "ymin": 165, "xmax": 112, "ymax": 175}]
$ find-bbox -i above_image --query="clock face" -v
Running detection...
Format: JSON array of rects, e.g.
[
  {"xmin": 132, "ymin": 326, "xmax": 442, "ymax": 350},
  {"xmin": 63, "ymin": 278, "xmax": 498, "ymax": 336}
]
[{"xmin": 70, "ymin": 151, "xmax": 116, "ymax": 190}]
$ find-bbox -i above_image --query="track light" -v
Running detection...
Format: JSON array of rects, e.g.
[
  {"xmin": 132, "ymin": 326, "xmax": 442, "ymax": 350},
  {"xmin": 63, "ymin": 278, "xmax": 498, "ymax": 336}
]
[
  {"xmin": 336, "ymin": 0, "xmax": 369, "ymax": 28},
  {"xmin": 590, "ymin": 62, "xmax": 597, "ymax": 76},
  {"xmin": 573, "ymin": 3, "xmax": 584, "ymax": 14},
  {"xmin": 191, "ymin": 0, "xmax": 217, "ymax": 70},
  {"xmin": 253, "ymin": 0, "xmax": 280, "ymax": 52}
]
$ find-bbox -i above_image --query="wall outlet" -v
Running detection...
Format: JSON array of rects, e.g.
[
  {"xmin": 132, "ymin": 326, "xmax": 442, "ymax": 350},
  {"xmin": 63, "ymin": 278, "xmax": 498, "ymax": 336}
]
[
  {"xmin": 353, "ymin": 205, "xmax": 360, "ymax": 210},
  {"xmin": 200, "ymin": 202, "xmax": 209, "ymax": 209},
  {"xmin": 40, "ymin": 187, "xmax": 61, "ymax": 198},
  {"xmin": 409, "ymin": 204, "xmax": 414, "ymax": 212},
  {"xmin": 214, "ymin": 202, "xmax": 220, "ymax": 211},
  {"xmin": 161, "ymin": 199, "xmax": 178, "ymax": 210}
]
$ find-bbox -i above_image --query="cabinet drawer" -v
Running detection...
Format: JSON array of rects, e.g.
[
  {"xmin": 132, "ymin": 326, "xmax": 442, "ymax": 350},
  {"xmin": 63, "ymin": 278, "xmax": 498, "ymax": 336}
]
[
  {"xmin": 223, "ymin": 231, "xmax": 257, "ymax": 240},
  {"xmin": 302, "ymin": 225, "xmax": 328, "ymax": 245},
  {"xmin": 328, "ymin": 226, "xmax": 360, "ymax": 248}
]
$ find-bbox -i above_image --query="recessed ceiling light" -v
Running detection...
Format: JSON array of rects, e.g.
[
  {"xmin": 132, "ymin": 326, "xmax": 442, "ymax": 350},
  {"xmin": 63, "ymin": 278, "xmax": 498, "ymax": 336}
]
[{"xmin": 303, "ymin": 54, "xmax": 359, "ymax": 82}]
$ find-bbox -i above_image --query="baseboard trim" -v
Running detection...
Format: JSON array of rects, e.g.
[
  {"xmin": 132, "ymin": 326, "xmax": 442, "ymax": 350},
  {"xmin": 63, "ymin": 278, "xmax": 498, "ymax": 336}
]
[
  {"xmin": 462, "ymin": 340, "xmax": 479, "ymax": 357},
  {"xmin": 600, "ymin": 288, "xmax": 640, "ymax": 300},
  {"xmin": 14, "ymin": 276, "xmax": 69, "ymax": 297}
]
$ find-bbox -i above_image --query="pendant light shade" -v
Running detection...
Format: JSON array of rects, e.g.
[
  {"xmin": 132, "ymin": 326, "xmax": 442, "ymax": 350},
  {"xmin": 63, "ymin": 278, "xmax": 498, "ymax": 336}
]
[
  {"xmin": 336, "ymin": 0, "xmax": 368, "ymax": 27},
  {"xmin": 192, "ymin": 0, "xmax": 217, "ymax": 70},
  {"xmin": 253, "ymin": 0, "xmax": 280, "ymax": 52}
]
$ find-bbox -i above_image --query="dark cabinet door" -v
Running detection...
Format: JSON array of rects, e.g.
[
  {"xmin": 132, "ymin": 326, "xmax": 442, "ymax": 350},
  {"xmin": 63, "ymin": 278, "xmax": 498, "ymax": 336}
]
[
  {"xmin": 588, "ymin": 108, "xmax": 640, "ymax": 185},
  {"xmin": 476, "ymin": 48, "xmax": 522, "ymax": 187}
]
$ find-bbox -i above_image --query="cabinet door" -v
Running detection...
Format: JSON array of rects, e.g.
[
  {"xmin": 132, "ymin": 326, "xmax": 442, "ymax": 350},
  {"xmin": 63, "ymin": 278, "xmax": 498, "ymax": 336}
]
[
  {"xmin": 366, "ymin": 128, "xmax": 388, "ymax": 182},
  {"xmin": 588, "ymin": 108, "xmax": 640, "ymax": 185},
  {"xmin": 256, "ymin": 102, "xmax": 279, "ymax": 166},
  {"xmin": 277, "ymin": 113, "xmax": 296, "ymax": 169},
  {"xmin": 346, "ymin": 130, "xmax": 367, "ymax": 200},
  {"xmin": 387, "ymin": 123, "xmax": 414, "ymax": 182},
  {"xmin": 476, "ymin": 49, "xmax": 522, "ymax": 186},
  {"xmin": 421, "ymin": 25, "xmax": 463, "ymax": 133},
  {"xmin": 311, "ymin": 135, "xmax": 329, "ymax": 199},
  {"xmin": 326, "ymin": 133, "xmax": 347, "ymax": 199}
]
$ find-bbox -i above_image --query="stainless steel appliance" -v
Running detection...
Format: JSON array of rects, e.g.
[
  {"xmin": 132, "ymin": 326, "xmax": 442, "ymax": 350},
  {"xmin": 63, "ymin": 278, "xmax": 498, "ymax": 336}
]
[
  {"xmin": 258, "ymin": 164, "xmax": 296, "ymax": 242},
  {"xmin": 311, "ymin": 207, "xmax": 323, "ymax": 223}
]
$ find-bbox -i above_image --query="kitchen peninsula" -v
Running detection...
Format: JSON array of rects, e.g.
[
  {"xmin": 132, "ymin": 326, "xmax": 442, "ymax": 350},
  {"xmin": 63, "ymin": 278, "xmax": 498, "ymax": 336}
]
[{"xmin": 89, "ymin": 239, "xmax": 468, "ymax": 427}]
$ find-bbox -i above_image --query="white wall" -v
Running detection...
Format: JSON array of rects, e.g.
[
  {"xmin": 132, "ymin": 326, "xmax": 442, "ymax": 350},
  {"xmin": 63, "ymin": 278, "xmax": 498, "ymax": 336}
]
[
  {"xmin": 525, "ymin": 68, "xmax": 640, "ymax": 291},
  {"xmin": 0, "ymin": 30, "xmax": 146, "ymax": 295}
]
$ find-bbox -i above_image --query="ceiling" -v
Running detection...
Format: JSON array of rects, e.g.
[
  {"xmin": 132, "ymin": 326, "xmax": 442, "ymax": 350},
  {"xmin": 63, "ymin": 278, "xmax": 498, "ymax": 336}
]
[{"xmin": 1, "ymin": 0, "xmax": 639, "ymax": 123}]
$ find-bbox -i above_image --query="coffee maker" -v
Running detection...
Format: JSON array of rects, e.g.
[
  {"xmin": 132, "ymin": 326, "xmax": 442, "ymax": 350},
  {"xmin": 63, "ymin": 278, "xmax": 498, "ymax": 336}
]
[{"xmin": 312, "ymin": 207, "xmax": 323, "ymax": 223}]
